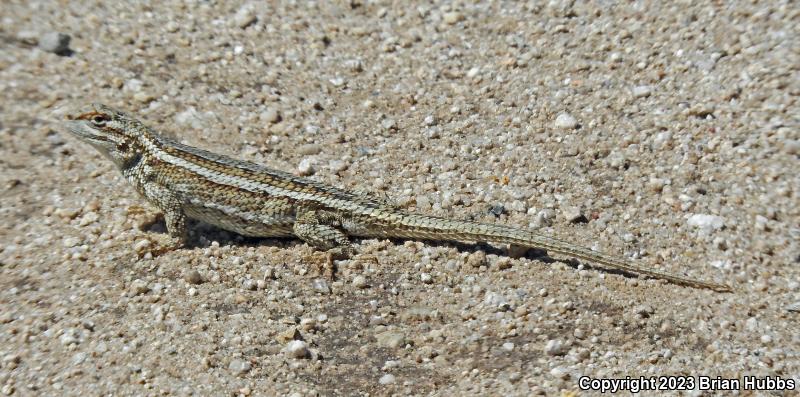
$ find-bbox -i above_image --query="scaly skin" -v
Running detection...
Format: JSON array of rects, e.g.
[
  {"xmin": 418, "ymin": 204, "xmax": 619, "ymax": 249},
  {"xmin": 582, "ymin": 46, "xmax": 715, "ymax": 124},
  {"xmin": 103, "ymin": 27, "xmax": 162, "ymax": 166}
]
[{"xmin": 63, "ymin": 103, "xmax": 731, "ymax": 292}]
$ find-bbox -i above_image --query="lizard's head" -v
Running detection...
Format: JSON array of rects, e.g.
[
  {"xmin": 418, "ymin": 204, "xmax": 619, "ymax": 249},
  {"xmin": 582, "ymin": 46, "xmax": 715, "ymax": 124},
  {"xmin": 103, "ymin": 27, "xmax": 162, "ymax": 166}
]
[{"xmin": 64, "ymin": 103, "xmax": 146, "ymax": 169}]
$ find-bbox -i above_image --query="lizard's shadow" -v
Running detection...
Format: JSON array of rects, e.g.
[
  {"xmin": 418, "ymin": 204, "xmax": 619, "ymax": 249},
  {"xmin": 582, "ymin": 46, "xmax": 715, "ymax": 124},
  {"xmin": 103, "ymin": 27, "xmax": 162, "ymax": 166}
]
[
  {"xmin": 383, "ymin": 239, "xmax": 628, "ymax": 277},
  {"xmin": 170, "ymin": 219, "xmax": 629, "ymax": 278}
]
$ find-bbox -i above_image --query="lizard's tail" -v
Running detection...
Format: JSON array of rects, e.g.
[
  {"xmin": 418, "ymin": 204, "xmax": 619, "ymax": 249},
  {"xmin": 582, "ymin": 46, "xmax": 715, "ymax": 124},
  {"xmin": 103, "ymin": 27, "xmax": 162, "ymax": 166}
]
[{"xmin": 372, "ymin": 213, "xmax": 731, "ymax": 292}]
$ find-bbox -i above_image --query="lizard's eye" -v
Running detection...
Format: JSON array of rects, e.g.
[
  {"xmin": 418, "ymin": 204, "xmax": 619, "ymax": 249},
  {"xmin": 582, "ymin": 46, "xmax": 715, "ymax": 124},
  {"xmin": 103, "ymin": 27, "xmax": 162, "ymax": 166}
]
[{"xmin": 91, "ymin": 115, "xmax": 109, "ymax": 126}]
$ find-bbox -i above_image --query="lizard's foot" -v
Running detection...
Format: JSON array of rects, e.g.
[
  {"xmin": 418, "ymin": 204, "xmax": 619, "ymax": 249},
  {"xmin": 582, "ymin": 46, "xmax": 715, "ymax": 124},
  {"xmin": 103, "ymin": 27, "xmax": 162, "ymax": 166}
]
[
  {"xmin": 328, "ymin": 245, "xmax": 356, "ymax": 260},
  {"xmin": 138, "ymin": 234, "xmax": 184, "ymax": 257},
  {"xmin": 353, "ymin": 253, "xmax": 379, "ymax": 268},
  {"xmin": 303, "ymin": 251, "xmax": 337, "ymax": 279}
]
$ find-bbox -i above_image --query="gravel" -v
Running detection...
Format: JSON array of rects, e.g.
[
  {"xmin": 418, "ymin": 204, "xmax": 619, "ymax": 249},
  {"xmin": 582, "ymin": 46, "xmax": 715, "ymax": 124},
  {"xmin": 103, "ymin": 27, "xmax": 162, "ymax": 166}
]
[{"xmin": 1, "ymin": 1, "xmax": 797, "ymax": 395}]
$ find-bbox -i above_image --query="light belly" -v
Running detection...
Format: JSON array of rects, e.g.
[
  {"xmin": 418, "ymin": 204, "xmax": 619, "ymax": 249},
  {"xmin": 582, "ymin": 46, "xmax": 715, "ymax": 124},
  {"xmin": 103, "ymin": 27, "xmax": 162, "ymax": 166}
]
[{"xmin": 183, "ymin": 203, "xmax": 295, "ymax": 237}]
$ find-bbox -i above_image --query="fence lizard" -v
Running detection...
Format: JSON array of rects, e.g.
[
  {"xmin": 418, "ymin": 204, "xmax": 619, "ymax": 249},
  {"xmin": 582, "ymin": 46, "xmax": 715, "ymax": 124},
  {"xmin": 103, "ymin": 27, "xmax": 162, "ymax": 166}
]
[{"xmin": 63, "ymin": 103, "xmax": 731, "ymax": 292}]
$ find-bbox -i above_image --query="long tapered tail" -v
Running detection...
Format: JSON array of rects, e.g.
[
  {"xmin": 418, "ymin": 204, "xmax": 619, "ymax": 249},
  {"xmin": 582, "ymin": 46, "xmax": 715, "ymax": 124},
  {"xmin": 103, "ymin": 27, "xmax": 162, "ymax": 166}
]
[{"xmin": 373, "ymin": 213, "xmax": 731, "ymax": 292}]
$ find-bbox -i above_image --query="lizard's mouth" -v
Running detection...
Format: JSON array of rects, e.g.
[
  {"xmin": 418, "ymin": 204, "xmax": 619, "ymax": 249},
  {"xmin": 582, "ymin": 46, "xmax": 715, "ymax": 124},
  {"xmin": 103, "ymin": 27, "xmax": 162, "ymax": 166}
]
[{"xmin": 63, "ymin": 120, "xmax": 109, "ymax": 143}]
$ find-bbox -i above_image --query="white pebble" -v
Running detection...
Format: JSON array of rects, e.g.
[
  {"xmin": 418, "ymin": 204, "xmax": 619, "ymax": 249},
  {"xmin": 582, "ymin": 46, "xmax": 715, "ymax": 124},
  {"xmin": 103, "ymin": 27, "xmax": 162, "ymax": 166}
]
[
  {"xmin": 687, "ymin": 214, "xmax": 725, "ymax": 232},
  {"xmin": 550, "ymin": 366, "xmax": 569, "ymax": 379},
  {"xmin": 297, "ymin": 158, "xmax": 315, "ymax": 176},
  {"xmin": 502, "ymin": 342, "xmax": 515, "ymax": 351},
  {"xmin": 260, "ymin": 108, "xmax": 280, "ymax": 124},
  {"xmin": 133, "ymin": 239, "xmax": 151, "ymax": 252},
  {"xmin": 544, "ymin": 339, "xmax": 566, "ymax": 356},
  {"xmin": 59, "ymin": 328, "xmax": 81, "ymax": 346},
  {"xmin": 39, "ymin": 32, "xmax": 71, "ymax": 55},
  {"xmin": 312, "ymin": 278, "xmax": 331, "ymax": 294},
  {"xmin": 745, "ymin": 317, "xmax": 759, "ymax": 331},
  {"xmin": 378, "ymin": 374, "xmax": 396, "ymax": 385},
  {"xmin": 63, "ymin": 237, "xmax": 81, "ymax": 248},
  {"xmin": 286, "ymin": 340, "xmax": 309, "ymax": 358},
  {"xmin": 632, "ymin": 85, "xmax": 653, "ymax": 98},
  {"xmin": 232, "ymin": 6, "xmax": 257, "ymax": 28},
  {"xmin": 554, "ymin": 113, "xmax": 578, "ymax": 129},
  {"xmin": 352, "ymin": 275, "xmax": 368, "ymax": 288},
  {"xmin": 443, "ymin": 11, "xmax": 464, "ymax": 24},
  {"xmin": 129, "ymin": 279, "xmax": 149, "ymax": 295},
  {"xmin": 420, "ymin": 273, "xmax": 433, "ymax": 284},
  {"xmin": 228, "ymin": 359, "xmax": 251, "ymax": 375}
]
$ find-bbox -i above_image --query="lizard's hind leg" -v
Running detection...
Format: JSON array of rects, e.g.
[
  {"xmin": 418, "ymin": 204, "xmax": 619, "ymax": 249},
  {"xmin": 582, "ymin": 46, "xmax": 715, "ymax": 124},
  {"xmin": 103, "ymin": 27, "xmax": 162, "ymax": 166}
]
[{"xmin": 293, "ymin": 208, "xmax": 356, "ymax": 259}]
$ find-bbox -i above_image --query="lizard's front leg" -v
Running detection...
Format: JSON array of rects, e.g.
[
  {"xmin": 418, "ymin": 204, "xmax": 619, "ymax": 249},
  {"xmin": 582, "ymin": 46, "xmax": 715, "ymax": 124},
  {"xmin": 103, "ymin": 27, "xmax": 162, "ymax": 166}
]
[{"xmin": 142, "ymin": 191, "xmax": 188, "ymax": 255}]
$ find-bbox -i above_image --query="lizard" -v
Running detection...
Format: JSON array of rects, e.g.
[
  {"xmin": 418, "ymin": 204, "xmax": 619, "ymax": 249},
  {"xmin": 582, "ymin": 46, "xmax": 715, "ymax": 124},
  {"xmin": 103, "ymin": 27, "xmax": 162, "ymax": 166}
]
[{"xmin": 62, "ymin": 103, "xmax": 731, "ymax": 292}]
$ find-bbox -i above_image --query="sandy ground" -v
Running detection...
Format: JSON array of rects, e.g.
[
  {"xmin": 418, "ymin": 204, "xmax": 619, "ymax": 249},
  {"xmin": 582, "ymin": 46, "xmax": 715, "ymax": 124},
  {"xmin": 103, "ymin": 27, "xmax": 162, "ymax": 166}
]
[{"xmin": 1, "ymin": 1, "xmax": 798, "ymax": 396}]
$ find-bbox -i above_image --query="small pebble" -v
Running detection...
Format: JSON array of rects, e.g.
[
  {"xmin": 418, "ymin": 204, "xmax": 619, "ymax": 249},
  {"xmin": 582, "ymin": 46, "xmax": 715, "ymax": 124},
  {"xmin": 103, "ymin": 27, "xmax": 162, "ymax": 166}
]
[
  {"xmin": 133, "ymin": 239, "xmax": 151, "ymax": 252},
  {"xmin": 260, "ymin": 109, "xmax": 280, "ymax": 124},
  {"xmin": 376, "ymin": 332, "xmax": 406, "ymax": 349},
  {"xmin": 502, "ymin": 342, "xmax": 515, "ymax": 352},
  {"xmin": 328, "ymin": 160, "xmax": 348, "ymax": 173},
  {"xmin": 352, "ymin": 275, "xmax": 368, "ymax": 288},
  {"xmin": 297, "ymin": 158, "xmax": 315, "ymax": 176},
  {"xmin": 745, "ymin": 317, "xmax": 759, "ymax": 331},
  {"xmin": 242, "ymin": 279, "xmax": 257, "ymax": 291},
  {"xmin": 535, "ymin": 209, "xmax": 555, "ymax": 227},
  {"xmin": 550, "ymin": 366, "xmax": 569, "ymax": 379},
  {"xmin": 286, "ymin": 340, "xmax": 309, "ymax": 358},
  {"xmin": 39, "ymin": 32, "xmax": 71, "ymax": 55},
  {"xmin": 129, "ymin": 279, "xmax": 149, "ymax": 295},
  {"xmin": 184, "ymin": 269, "xmax": 203, "ymax": 284},
  {"xmin": 554, "ymin": 113, "xmax": 578, "ymax": 129},
  {"xmin": 165, "ymin": 21, "xmax": 179, "ymax": 33},
  {"xmin": 312, "ymin": 278, "xmax": 331, "ymax": 294},
  {"xmin": 300, "ymin": 318, "xmax": 316, "ymax": 331},
  {"xmin": 561, "ymin": 206, "xmax": 585, "ymax": 223},
  {"xmin": 298, "ymin": 144, "xmax": 322, "ymax": 155},
  {"xmin": 379, "ymin": 374, "xmax": 396, "ymax": 385},
  {"xmin": 232, "ymin": 7, "xmax": 257, "ymax": 28},
  {"xmin": 229, "ymin": 359, "xmax": 251, "ymax": 375},
  {"xmin": 687, "ymin": 214, "xmax": 725, "ymax": 232},
  {"xmin": 544, "ymin": 339, "xmax": 566, "ymax": 356},
  {"xmin": 467, "ymin": 251, "xmax": 487, "ymax": 268},
  {"xmin": 443, "ymin": 11, "xmax": 464, "ymax": 25},
  {"xmin": 381, "ymin": 118, "xmax": 396, "ymax": 131},
  {"xmin": 420, "ymin": 273, "xmax": 433, "ymax": 284},
  {"xmin": 632, "ymin": 85, "xmax": 653, "ymax": 98},
  {"xmin": 78, "ymin": 212, "xmax": 99, "ymax": 226},
  {"xmin": 133, "ymin": 92, "xmax": 155, "ymax": 103},
  {"xmin": 59, "ymin": 328, "xmax": 81, "ymax": 346}
]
